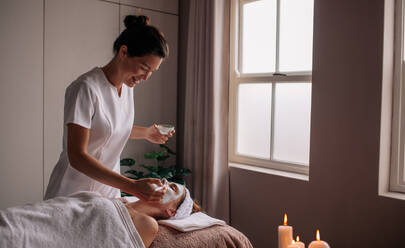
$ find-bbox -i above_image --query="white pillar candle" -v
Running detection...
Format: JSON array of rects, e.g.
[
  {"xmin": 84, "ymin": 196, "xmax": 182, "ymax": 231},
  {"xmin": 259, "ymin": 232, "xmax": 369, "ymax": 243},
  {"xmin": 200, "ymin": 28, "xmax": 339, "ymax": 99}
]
[
  {"xmin": 308, "ymin": 230, "xmax": 330, "ymax": 248},
  {"xmin": 278, "ymin": 214, "xmax": 293, "ymax": 248},
  {"xmin": 287, "ymin": 240, "xmax": 300, "ymax": 248},
  {"xmin": 295, "ymin": 236, "xmax": 305, "ymax": 248}
]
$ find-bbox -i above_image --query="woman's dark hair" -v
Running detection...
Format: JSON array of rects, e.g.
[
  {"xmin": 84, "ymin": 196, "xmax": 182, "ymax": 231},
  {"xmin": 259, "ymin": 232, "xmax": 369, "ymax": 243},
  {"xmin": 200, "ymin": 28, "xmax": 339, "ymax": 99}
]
[{"xmin": 113, "ymin": 15, "xmax": 169, "ymax": 58}]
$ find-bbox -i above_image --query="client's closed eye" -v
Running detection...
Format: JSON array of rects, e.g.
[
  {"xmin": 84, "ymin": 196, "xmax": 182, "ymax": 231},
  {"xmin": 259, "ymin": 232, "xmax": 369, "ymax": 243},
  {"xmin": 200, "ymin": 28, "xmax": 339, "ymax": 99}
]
[{"xmin": 170, "ymin": 183, "xmax": 178, "ymax": 192}]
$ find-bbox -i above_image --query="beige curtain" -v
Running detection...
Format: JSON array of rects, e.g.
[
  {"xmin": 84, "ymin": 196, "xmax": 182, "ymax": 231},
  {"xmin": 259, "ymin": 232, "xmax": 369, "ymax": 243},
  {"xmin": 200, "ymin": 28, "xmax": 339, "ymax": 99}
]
[{"xmin": 177, "ymin": 0, "xmax": 230, "ymax": 222}]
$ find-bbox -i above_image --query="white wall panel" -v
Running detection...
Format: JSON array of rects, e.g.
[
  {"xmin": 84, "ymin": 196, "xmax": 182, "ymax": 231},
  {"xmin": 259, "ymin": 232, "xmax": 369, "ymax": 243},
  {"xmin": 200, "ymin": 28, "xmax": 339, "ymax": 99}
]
[
  {"xmin": 0, "ymin": 0, "xmax": 44, "ymax": 209},
  {"xmin": 120, "ymin": 0, "xmax": 178, "ymax": 15},
  {"xmin": 43, "ymin": 0, "xmax": 119, "ymax": 191}
]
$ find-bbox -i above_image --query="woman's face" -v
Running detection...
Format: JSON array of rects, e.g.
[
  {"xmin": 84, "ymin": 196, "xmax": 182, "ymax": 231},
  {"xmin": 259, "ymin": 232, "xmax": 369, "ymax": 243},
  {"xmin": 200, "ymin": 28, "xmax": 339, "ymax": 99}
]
[
  {"xmin": 152, "ymin": 181, "xmax": 186, "ymax": 219},
  {"xmin": 120, "ymin": 47, "xmax": 163, "ymax": 87},
  {"xmin": 161, "ymin": 181, "xmax": 185, "ymax": 205}
]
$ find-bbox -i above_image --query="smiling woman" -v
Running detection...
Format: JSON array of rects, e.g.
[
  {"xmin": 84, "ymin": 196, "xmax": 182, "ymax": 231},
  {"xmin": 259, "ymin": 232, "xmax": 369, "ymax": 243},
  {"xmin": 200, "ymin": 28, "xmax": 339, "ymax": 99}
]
[
  {"xmin": 105, "ymin": 15, "xmax": 168, "ymax": 91},
  {"xmin": 45, "ymin": 15, "xmax": 175, "ymax": 204}
]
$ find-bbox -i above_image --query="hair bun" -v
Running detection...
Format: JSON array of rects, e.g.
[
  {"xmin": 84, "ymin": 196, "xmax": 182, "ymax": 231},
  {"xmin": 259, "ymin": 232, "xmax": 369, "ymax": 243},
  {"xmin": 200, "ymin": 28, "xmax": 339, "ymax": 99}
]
[{"xmin": 124, "ymin": 15, "xmax": 150, "ymax": 28}]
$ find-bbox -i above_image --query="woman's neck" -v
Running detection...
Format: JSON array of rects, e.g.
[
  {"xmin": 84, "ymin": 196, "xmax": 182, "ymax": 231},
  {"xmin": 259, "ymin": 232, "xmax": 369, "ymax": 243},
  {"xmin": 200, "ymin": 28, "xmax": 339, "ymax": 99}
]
[
  {"xmin": 126, "ymin": 201, "xmax": 162, "ymax": 219},
  {"xmin": 102, "ymin": 59, "xmax": 124, "ymax": 94}
]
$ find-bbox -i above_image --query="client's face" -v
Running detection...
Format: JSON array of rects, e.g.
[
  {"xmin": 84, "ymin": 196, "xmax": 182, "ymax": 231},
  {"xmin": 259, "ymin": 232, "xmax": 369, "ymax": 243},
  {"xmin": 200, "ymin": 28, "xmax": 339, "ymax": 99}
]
[
  {"xmin": 153, "ymin": 181, "xmax": 186, "ymax": 219},
  {"xmin": 161, "ymin": 181, "xmax": 185, "ymax": 205}
]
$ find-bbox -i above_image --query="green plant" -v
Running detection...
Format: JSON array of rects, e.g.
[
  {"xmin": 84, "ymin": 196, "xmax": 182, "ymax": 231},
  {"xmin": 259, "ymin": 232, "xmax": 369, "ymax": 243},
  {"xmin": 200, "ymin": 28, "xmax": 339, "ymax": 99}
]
[{"xmin": 120, "ymin": 144, "xmax": 191, "ymax": 197}]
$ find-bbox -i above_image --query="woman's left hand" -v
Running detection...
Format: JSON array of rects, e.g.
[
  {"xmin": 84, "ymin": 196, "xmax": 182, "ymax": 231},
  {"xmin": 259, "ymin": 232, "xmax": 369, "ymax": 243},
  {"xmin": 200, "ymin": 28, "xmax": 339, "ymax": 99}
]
[{"xmin": 145, "ymin": 124, "xmax": 175, "ymax": 144}]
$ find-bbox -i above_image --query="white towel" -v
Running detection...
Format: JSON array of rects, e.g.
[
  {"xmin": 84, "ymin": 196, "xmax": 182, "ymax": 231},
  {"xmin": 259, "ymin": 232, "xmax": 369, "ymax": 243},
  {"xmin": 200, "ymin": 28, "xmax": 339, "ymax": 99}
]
[
  {"xmin": 169, "ymin": 188, "xmax": 193, "ymax": 220},
  {"xmin": 158, "ymin": 212, "xmax": 226, "ymax": 232},
  {"xmin": 123, "ymin": 196, "xmax": 140, "ymax": 203},
  {"xmin": 0, "ymin": 191, "xmax": 145, "ymax": 248}
]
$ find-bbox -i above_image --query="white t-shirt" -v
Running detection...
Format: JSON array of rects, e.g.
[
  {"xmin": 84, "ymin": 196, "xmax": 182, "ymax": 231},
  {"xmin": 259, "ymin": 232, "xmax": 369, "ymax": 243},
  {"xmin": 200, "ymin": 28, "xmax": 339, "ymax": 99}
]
[{"xmin": 45, "ymin": 67, "xmax": 134, "ymax": 199}]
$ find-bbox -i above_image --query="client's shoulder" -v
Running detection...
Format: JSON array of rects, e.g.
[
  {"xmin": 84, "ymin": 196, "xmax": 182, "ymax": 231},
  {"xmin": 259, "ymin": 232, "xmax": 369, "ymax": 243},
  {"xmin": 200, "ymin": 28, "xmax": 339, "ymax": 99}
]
[{"xmin": 126, "ymin": 206, "xmax": 158, "ymax": 232}]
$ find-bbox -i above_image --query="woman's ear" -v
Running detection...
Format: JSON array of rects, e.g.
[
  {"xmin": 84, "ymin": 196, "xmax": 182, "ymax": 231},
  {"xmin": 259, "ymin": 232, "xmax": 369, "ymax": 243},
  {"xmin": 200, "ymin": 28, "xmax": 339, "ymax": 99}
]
[
  {"xmin": 119, "ymin": 45, "xmax": 128, "ymax": 58},
  {"xmin": 164, "ymin": 207, "xmax": 177, "ymax": 217}
]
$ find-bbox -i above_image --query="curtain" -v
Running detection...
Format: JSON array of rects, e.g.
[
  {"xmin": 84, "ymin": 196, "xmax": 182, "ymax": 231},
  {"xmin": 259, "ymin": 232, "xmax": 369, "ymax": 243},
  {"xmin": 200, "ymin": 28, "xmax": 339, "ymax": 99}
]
[{"xmin": 177, "ymin": 0, "xmax": 230, "ymax": 222}]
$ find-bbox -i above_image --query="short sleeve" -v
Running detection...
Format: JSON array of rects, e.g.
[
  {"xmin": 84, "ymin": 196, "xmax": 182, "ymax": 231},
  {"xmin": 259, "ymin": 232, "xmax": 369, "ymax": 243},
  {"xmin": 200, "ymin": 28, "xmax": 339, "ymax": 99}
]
[{"xmin": 64, "ymin": 82, "xmax": 95, "ymax": 129}]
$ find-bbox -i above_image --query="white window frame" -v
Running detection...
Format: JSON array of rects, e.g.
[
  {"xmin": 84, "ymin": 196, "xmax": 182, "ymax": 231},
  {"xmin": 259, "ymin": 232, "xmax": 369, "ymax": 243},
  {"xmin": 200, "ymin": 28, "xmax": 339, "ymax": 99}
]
[
  {"xmin": 380, "ymin": 0, "xmax": 405, "ymax": 199},
  {"xmin": 389, "ymin": 0, "xmax": 405, "ymax": 193},
  {"xmin": 229, "ymin": 0, "xmax": 313, "ymax": 175}
]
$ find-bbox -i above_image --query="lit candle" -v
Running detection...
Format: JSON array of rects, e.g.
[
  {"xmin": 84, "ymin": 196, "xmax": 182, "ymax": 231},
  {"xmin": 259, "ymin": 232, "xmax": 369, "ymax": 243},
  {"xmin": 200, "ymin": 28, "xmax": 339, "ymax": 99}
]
[
  {"xmin": 287, "ymin": 240, "xmax": 299, "ymax": 248},
  {"xmin": 295, "ymin": 236, "xmax": 305, "ymax": 248},
  {"xmin": 308, "ymin": 230, "xmax": 330, "ymax": 248},
  {"xmin": 278, "ymin": 213, "xmax": 293, "ymax": 248}
]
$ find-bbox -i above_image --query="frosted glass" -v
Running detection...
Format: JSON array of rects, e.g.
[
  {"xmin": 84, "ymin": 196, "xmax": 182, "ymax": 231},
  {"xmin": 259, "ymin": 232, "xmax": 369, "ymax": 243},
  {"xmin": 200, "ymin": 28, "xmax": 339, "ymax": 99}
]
[
  {"xmin": 242, "ymin": 0, "xmax": 277, "ymax": 73},
  {"xmin": 273, "ymin": 83, "xmax": 311, "ymax": 164},
  {"xmin": 279, "ymin": 0, "xmax": 314, "ymax": 72},
  {"xmin": 236, "ymin": 83, "xmax": 272, "ymax": 159}
]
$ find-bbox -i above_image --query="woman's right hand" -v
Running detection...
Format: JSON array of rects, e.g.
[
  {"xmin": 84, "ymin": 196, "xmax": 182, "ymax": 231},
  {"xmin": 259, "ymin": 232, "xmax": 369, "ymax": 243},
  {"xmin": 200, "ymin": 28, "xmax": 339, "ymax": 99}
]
[{"xmin": 127, "ymin": 178, "xmax": 167, "ymax": 202}]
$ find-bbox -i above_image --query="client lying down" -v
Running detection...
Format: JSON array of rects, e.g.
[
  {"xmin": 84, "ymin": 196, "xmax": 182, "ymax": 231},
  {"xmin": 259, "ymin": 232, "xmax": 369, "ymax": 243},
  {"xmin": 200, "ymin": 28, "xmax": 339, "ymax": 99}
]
[{"xmin": 0, "ymin": 179, "xmax": 200, "ymax": 248}]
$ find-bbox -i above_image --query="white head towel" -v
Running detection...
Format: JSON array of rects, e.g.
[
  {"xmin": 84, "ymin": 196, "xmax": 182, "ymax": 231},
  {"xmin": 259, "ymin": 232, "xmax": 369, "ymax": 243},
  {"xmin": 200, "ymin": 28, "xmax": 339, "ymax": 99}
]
[{"xmin": 170, "ymin": 188, "xmax": 193, "ymax": 220}]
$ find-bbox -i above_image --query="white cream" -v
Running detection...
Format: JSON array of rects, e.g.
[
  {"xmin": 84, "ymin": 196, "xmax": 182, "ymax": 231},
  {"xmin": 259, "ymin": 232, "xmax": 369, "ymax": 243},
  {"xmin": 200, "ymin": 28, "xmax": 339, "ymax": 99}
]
[
  {"xmin": 156, "ymin": 124, "xmax": 175, "ymax": 135},
  {"xmin": 152, "ymin": 179, "xmax": 168, "ymax": 192},
  {"xmin": 151, "ymin": 179, "xmax": 185, "ymax": 204},
  {"xmin": 161, "ymin": 183, "xmax": 185, "ymax": 204}
]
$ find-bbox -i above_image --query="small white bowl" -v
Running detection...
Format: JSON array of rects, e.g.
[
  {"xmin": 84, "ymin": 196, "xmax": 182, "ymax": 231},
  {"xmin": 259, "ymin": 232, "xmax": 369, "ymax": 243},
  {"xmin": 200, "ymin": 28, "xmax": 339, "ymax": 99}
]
[{"xmin": 157, "ymin": 124, "xmax": 175, "ymax": 135}]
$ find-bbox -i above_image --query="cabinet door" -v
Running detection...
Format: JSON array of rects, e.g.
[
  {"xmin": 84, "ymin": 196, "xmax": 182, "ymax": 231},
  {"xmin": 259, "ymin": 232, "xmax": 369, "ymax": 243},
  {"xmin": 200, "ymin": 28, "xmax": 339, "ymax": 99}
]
[
  {"xmin": 0, "ymin": 0, "xmax": 43, "ymax": 209},
  {"xmin": 44, "ymin": 0, "xmax": 119, "ymax": 191},
  {"xmin": 120, "ymin": 0, "xmax": 178, "ymax": 15},
  {"xmin": 119, "ymin": 5, "xmax": 178, "ymax": 165}
]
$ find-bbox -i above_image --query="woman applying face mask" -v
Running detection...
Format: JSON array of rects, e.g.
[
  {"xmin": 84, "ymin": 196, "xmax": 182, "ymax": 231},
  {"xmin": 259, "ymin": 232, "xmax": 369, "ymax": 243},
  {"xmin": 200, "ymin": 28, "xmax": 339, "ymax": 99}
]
[
  {"xmin": 124, "ymin": 180, "xmax": 199, "ymax": 247},
  {"xmin": 44, "ymin": 15, "xmax": 174, "ymax": 202}
]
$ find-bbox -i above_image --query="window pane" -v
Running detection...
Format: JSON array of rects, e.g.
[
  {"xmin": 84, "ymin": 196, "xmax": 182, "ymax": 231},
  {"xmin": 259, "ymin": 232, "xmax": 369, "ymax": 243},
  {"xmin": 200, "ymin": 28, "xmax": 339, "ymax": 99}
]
[
  {"xmin": 236, "ymin": 83, "xmax": 271, "ymax": 159},
  {"xmin": 279, "ymin": 0, "xmax": 314, "ymax": 72},
  {"xmin": 273, "ymin": 83, "xmax": 311, "ymax": 164},
  {"xmin": 242, "ymin": 0, "xmax": 277, "ymax": 74}
]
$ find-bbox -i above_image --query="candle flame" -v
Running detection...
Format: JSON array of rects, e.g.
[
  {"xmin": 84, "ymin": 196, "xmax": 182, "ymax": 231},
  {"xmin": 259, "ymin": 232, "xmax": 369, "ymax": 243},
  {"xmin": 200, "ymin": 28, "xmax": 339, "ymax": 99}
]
[
  {"xmin": 316, "ymin": 229, "xmax": 320, "ymax": 241},
  {"xmin": 283, "ymin": 213, "xmax": 288, "ymax": 226},
  {"xmin": 292, "ymin": 240, "xmax": 296, "ymax": 244},
  {"xmin": 296, "ymin": 236, "xmax": 300, "ymax": 242}
]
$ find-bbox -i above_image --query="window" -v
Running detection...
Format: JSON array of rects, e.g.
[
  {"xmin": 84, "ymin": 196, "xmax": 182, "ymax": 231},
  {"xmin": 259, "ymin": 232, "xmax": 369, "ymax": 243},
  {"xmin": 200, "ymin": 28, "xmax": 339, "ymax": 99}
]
[
  {"xmin": 388, "ymin": 0, "xmax": 405, "ymax": 193},
  {"xmin": 229, "ymin": 0, "xmax": 314, "ymax": 175}
]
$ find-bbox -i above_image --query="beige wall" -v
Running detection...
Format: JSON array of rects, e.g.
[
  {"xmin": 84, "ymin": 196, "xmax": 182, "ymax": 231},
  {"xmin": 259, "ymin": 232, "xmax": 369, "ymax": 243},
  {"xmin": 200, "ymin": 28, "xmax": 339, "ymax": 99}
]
[
  {"xmin": 0, "ymin": 0, "xmax": 44, "ymax": 209},
  {"xmin": 230, "ymin": 0, "xmax": 405, "ymax": 247}
]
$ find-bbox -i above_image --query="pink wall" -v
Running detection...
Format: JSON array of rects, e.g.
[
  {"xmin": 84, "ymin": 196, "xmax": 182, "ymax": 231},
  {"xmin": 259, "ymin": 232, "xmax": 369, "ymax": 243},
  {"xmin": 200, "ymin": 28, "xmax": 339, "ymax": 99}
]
[{"xmin": 230, "ymin": 0, "xmax": 405, "ymax": 247}]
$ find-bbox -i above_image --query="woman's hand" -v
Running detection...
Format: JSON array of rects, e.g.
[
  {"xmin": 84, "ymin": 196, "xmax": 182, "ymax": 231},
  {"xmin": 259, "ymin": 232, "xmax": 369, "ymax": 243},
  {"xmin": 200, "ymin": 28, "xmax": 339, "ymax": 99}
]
[
  {"xmin": 145, "ymin": 124, "xmax": 175, "ymax": 144},
  {"xmin": 127, "ymin": 178, "xmax": 167, "ymax": 202}
]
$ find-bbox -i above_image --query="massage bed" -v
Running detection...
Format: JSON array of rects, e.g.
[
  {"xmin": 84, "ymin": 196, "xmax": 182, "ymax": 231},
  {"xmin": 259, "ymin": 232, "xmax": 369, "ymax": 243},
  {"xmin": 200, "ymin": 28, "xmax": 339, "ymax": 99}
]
[
  {"xmin": 0, "ymin": 192, "xmax": 252, "ymax": 248},
  {"xmin": 152, "ymin": 224, "xmax": 253, "ymax": 248}
]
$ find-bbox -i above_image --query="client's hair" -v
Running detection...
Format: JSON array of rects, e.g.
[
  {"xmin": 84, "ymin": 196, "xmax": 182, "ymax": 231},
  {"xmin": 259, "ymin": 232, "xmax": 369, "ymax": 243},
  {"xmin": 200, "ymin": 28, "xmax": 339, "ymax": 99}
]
[{"xmin": 192, "ymin": 201, "xmax": 201, "ymax": 213}]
